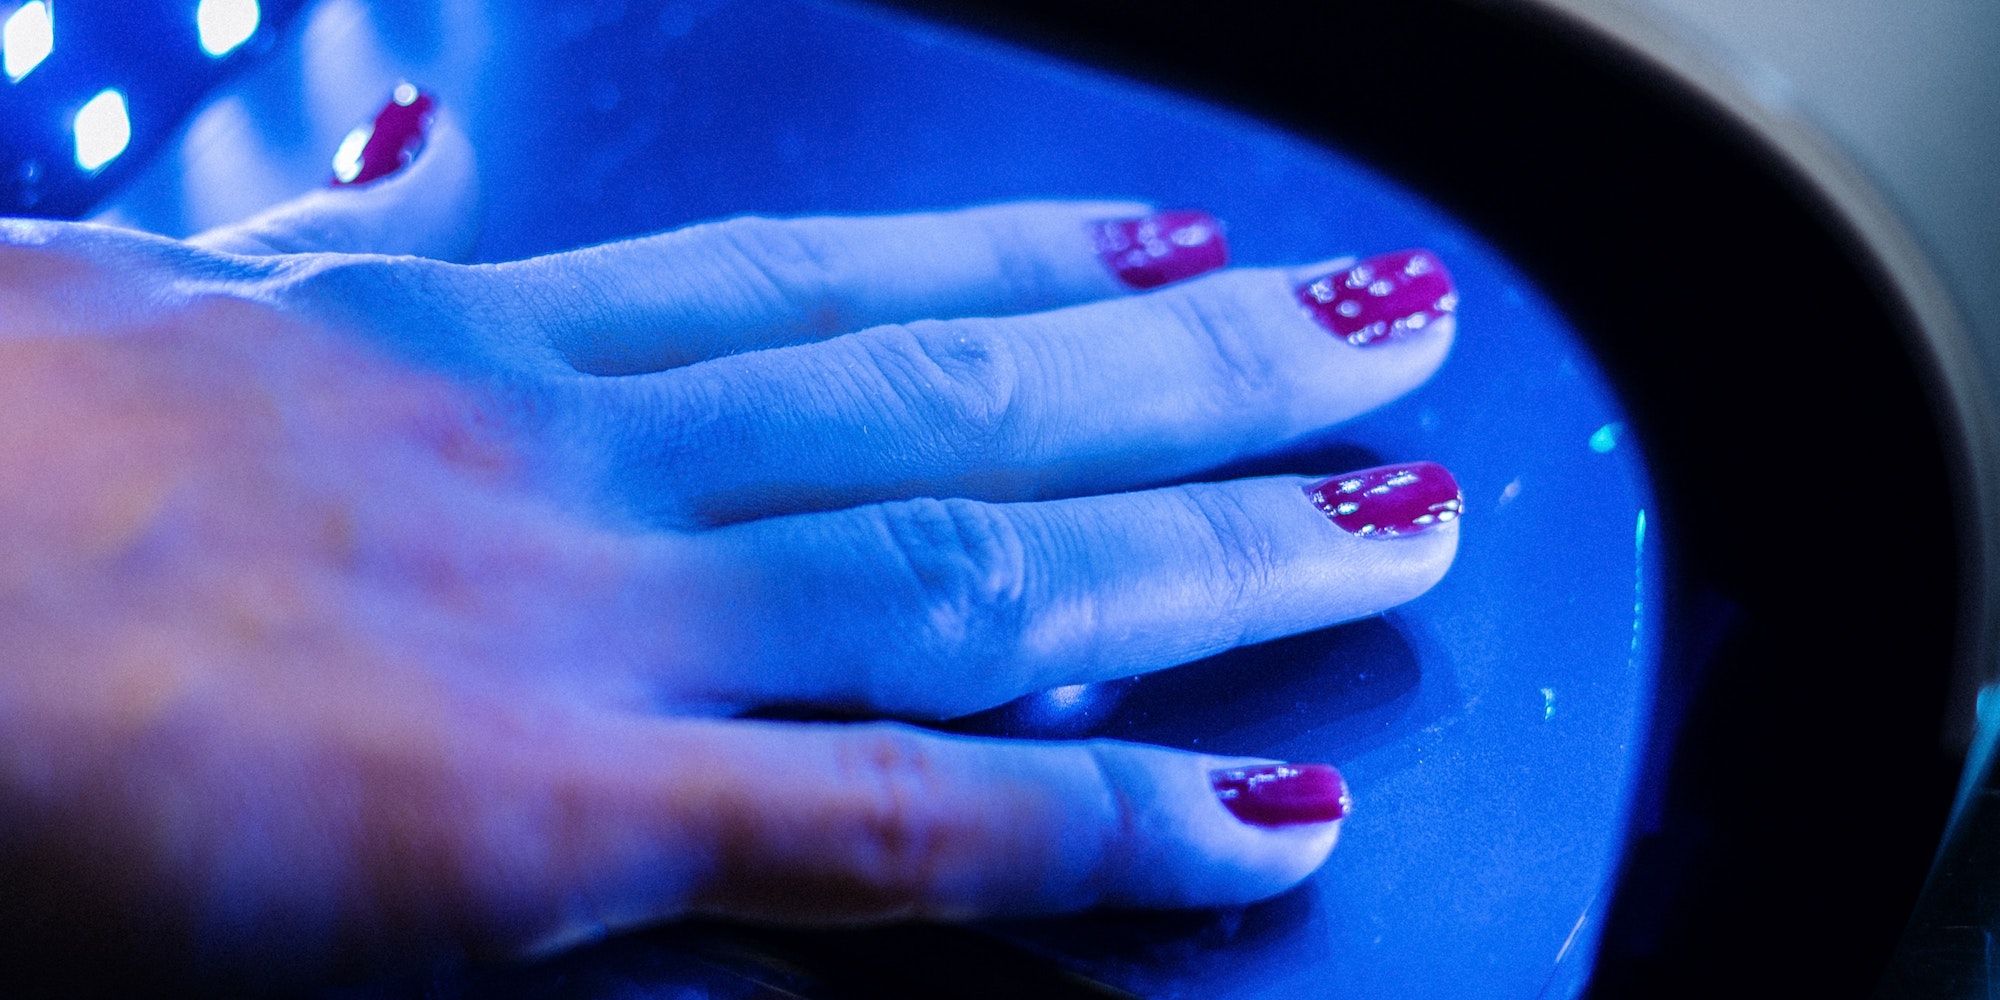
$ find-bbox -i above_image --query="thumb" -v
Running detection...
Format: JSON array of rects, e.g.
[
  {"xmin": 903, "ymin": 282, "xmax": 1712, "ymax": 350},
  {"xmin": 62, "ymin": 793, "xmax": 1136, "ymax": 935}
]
[{"xmin": 191, "ymin": 84, "xmax": 479, "ymax": 260}]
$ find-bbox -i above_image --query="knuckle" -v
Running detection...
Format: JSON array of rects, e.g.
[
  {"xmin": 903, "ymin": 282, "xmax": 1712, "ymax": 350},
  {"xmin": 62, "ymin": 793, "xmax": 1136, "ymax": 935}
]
[
  {"xmin": 706, "ymin": 215, "xmax": 854, "ymax": 332},
  {"xmin": 873, "ymin": 496, "xmax": 1032, "ymax": 713},
  {"xmin": 1078, "ymin": 742, "xmax": 1140, "ymax": 908},
  {"xmin": 271, "ymin": 254, "xmax": 410, "ymax": 326},
  {"xmin": 493, "ymin": 258, "xmax": 628, "ymax": 365},
  {"xmin": 274, "ymin": 256, "xmax": 506, "ymax": 365},
  {"xmin": 965, "ymin": 209, "xmax": 1062, "ymax": 305},
  {"xmin": 852, "ymin": 320, "xmax": 1022, "ymax": 462},
  {"xmin": 587, "ymin": 371, "xmax": 733, "ymax": 527},
  {"xmin": 837, "ymin": 727, "xmax": 959, "ymax": 915},
  {"xmin": 1173, "ymin": 484, "xmax": 1277, "ymax": 627},
  {"xmin": 0, "ymin": 221, "xmax": 276, "ymax": 329},
  {"xmin": 1158, "ymin": 276, "xmax": 1289, "ymax": 416}
]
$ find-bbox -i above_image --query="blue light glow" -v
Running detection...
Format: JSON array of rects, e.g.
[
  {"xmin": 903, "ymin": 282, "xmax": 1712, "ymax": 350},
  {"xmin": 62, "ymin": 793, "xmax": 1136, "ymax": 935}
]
[
  {"xmin": 3, "ymin": 1, "xmax": 53, "ymax": 83},
  {"xmin": 195, "ymin": 0, "xmax": 258, "ymax": 58},
  {"xmin": 73, "ymin": 89, "xmax": 130, "ymax": 172}
]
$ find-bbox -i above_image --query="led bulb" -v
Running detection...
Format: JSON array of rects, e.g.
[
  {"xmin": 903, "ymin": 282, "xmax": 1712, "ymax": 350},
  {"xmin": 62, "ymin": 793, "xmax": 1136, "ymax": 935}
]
[
  {"xmin": 4, "ymin": 1, "xmax": 54, "ymax": 82},
  {"xmin": 74, "ymin": 88, "xmax": 131, "ymax": 172},
  {"xmin": 195, "ymin": 0, "xmax": 258, "ymax": 58}
]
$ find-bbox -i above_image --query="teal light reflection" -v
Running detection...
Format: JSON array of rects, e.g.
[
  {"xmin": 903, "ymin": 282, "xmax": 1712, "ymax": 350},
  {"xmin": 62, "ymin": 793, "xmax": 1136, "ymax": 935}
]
[
  {"xmin": 1630, "ymin": 509, "xmax": 1647, "ymax": 665},
  {"xmin": 1589, "ymin": 422, "xmax": 1623, "ymax": 454}
]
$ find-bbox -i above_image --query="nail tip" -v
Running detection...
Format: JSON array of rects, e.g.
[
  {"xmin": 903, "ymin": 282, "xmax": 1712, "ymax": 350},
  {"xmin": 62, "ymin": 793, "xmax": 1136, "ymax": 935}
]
[
  {"xmin": 1096, "ymin": 209, "xmax": 1229, "ymax": 290},
  {"xmin": 1305, "ymin": 462, "xmax": 1463, "ymax": 539},
  {"xmin": 1211, "ymin": 762, "xmax": 1350, "ymax": 828},
  {"xmin": 328, "ymin": 83, "xmax": 438, "ymax": 188},
  {"xmin": 1296, "ymin": 247, "xmax": 1457, "ymax": 345}
]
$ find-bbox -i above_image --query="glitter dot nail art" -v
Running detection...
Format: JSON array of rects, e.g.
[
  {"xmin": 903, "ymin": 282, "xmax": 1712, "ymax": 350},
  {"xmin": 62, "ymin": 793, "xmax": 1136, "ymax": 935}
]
[
  {"xmin": 1305, "ymin": 461, "xmax": 1463, "ymax": 538},
  {"xmin": 1297, "ymin": 249, "xmax": 1456, "ymax": 347},
  {"xmin": 1092, "ymin": 210, "xmax": 1228, "ymax": 290}
]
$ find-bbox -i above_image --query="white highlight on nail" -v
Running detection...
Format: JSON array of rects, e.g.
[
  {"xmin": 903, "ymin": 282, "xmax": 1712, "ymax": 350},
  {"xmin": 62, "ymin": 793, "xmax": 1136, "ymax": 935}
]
[{"xmin": 331, "ymin": 123, "xmax": 373, "ymax": 183}]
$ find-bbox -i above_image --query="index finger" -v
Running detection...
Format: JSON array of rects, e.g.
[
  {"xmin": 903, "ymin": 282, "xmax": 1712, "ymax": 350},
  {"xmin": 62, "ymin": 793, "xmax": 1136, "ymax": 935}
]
[{"xmin": 480, "ymin": 201, "xmax": 1225, "ymax": 373}]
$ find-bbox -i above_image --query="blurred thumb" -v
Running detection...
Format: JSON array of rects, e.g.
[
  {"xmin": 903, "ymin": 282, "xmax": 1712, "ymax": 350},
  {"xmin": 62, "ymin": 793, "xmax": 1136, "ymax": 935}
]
[{"xmin": 191, "ymin": 84, "xmax": 478, "ymax": 260}]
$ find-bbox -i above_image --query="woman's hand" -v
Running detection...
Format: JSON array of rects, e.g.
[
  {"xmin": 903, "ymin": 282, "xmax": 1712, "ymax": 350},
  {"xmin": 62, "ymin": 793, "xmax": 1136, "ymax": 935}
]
[{"xmin": 0, "ymin": 92, "xmax": 1461, "ymax": 986}]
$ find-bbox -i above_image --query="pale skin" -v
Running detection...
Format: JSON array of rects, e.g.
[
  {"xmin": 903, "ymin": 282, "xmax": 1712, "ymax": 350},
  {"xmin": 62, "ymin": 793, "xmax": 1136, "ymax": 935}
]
[{"xmin": 0, "ymin": 113, "xmax": 1456, "ymax": 988}]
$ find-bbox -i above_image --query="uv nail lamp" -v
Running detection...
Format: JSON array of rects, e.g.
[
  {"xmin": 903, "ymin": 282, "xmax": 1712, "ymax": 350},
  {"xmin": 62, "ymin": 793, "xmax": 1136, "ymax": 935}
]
[
  {"xmin": 0, "ymin": 0, "xmax": 310, "ymax": 217},
  {"xmin": 57, "ymin": 0, "xmax": 1997, "ymax": 996}
]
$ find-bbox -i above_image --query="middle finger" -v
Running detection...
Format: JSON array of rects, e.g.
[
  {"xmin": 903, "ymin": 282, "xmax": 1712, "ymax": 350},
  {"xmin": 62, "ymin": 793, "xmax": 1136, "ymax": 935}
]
[{"xmin": 597, "ymin": 249, "xmax": 1458, "ymax": 526}]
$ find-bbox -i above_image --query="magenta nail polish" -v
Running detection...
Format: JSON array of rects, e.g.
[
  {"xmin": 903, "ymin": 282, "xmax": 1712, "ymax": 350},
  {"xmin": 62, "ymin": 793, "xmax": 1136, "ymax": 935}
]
[
  {"xmin": 1092, "ymin": 210, "xmax": 1228, "ymax": 289},
  {"xmin": 1305, "ymin": 462, "xmax": 1463, "ymax": 539},
  {"xmin": 329, "ymin": 83, "xmax": 435, "ymax": 187},
  {"xmin": 1298, "ymin": 248, "xmax": 1457, "ymax": 347},
  {"xmin": 1211, "ymin": 763, "xmax": 1350, "ymax": 827}
]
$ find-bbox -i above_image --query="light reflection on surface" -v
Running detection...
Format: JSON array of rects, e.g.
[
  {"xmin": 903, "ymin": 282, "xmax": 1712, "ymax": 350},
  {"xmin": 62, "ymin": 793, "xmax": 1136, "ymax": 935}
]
[
  {"xmin": 73, "ymin": 88, "xmax": 130, "ymax": 172},
  {"xmin": 196, "ymin": 0, "xmax": 261, "ymax": 58},
  {"xmin": 1589, "ymin": 422, "xmax": 1624, "ymax": 454},
  {"xmin": 1045, "ymin": 683, "xmax": 1089, "ymax": 709},
  {"xmin": 330, "ymin": 121, "xmax": 371, "ymax": 183},
  {"xmin": 1630, "ymin": 509, "xmax": 1648, "ymax": 665},
  {"xmin": 3, "ymin": 0, "xmax": 53, "ymax": 83}
]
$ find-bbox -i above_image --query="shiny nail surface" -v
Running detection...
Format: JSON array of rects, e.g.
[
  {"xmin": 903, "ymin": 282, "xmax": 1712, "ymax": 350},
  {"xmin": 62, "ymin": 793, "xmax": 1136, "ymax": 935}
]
[
  {"xmin": 1212, "ymin": 764, "xmax": 1350, "ymax": 827},
  {"xmin": 330, "ymin": 83, "xmax": 435, "ymax": 187},
  {"xmin": 1306, "ymin": 462, "xmax": 1463, "ymax": 539},
  {"xmin": 1298, "ymin": 248, "xmax": 1457, "ymax": 346},
  {"xmin": 1092, "ymin": 210, "xmax": 1228, "ymax": 289}
]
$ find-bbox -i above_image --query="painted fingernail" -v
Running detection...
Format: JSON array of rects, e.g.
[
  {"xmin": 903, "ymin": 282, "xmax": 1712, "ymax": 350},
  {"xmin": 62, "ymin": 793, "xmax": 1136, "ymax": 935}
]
[
  {"xmin": 1305, "ymin": 462, "xmax": 1463, "ymax": 539},
  {"xmin": 1211, "ymin": 763, "xmax": 1350, "ymax": 827},
  {"xmin": 1092, "ymin": 210, "xmax": 1228, "ymax": 289},
  {"xmin": 1298, "ymin": 248, "xmax": 1457, "ymax": 347},
  {"xmin": 329, "ymin": 83, "xmax": 435, "ymax": 187}
]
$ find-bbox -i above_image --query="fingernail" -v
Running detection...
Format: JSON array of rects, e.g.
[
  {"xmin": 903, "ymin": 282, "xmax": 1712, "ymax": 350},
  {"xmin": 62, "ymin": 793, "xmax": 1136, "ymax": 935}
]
[
  {"xmin": 1211, "ymin": 763, "xmax": 1350, "ymax": 827},
  {"xmin": 1305, "ymin": 462, "xmax": 1463, "ymax": 539},
  {"xmin": 1297, "ymin": 248, "xmax": 1457, "ymax": 347},
  {"xmin": 329, "ymin": 83, "xmax": 436, "ymax": 187},
  {"xmin": 1092, "ymin": 210, "xmax": 1228, "ymax": 289}
]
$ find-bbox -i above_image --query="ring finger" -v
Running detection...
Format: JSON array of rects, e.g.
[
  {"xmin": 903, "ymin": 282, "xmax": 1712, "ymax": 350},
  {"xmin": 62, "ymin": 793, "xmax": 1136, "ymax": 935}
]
[{"xmin": 635, "ymin": 466, "xmax": 1461, "ymax": 718}]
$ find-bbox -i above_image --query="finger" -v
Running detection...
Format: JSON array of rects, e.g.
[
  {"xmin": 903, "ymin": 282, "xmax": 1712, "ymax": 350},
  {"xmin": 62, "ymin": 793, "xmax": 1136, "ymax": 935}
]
[
  {"xmin": 189, "ymin": 85, "xmax": 480, "ymax": 260},
  {"xmin": 480, "ymin": 202, "xmax": 1225, "ymax": 373},
  {"xmin": 647, "ymin": 469, "xmax": 1459, "ymax": 719},
  {"xmin": 606, "ymin": 250, "xmax": 1457, "ymax": 525},
  {"xmin": 496, "ymin": 717, "xmax": 1347, "ymax": 948}
]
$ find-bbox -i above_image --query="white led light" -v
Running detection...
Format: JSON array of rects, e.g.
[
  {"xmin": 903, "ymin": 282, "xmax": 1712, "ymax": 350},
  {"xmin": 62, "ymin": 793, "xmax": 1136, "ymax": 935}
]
[
  {"xmin": 195, "ymin": 0, "xmax": 258, "ymax": 58},
  {"xmin": 4, "ymin": 1, "xmax": 54, "ymax": 83},
  {"xmin": 73, "ymin": 88, "xmax": 130, "ymax": 172}
]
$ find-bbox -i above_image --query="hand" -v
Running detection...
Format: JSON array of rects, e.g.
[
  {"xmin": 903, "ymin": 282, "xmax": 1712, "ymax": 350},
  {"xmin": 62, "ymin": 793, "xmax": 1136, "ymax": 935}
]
[{"xmin": 0, "ymin": 91, "xmax": 1461, "ymax": 987}]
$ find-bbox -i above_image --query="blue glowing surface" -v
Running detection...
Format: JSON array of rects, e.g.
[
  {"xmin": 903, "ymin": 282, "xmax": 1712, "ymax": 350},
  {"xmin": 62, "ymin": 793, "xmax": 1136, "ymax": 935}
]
[{"xmin": 116, "ymin": 1, "xmax": 1660, "ymax": 995}]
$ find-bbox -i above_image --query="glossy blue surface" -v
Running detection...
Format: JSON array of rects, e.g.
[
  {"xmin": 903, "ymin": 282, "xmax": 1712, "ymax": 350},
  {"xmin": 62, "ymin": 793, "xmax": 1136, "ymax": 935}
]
[{"xmin": 114, "ymin": 1, "xmax": 1660, "ymax": 995}]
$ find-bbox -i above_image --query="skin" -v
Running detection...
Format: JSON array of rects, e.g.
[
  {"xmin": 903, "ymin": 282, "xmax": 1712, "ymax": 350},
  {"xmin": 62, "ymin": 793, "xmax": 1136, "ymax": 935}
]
[{"xmin": 0, "ymin": 113, "xmax": 1456, "ymax": 991}]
